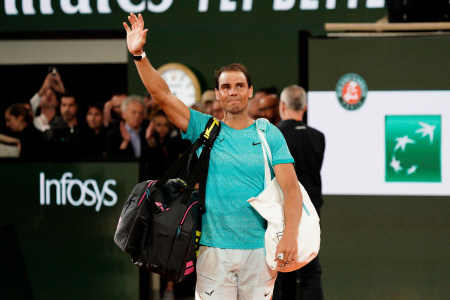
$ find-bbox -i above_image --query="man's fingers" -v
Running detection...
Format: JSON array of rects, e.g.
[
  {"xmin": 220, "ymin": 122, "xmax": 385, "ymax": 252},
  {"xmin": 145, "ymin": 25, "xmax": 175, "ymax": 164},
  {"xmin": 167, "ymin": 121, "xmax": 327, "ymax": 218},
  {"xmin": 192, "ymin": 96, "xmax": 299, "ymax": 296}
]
[
  {"xmin": 123, "ymin": 22, "xmax": 131, "ymax": 33},
  {"xmin": 285, "ymin": 252, "xmax": 293, "ymax": 265},
  {"xmin": 128, "ymin": 15, "xmax": 136, "ymax": 27},
  {"xmin": 130, "ymin": 13, "xmax": 139, "ymax": 25}
]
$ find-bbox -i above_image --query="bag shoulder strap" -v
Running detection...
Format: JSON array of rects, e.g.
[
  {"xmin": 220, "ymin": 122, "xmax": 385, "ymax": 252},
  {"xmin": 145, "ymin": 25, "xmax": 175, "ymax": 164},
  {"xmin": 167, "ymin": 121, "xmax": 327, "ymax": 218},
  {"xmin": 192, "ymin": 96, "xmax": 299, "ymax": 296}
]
[
  {"xmin": 256, "ymin": 118, "xmax": 274, "ymax": 171},
  {"xmin": 256, "ymin": 118, "xmax": 274, "ymax": 187},
  {"xmin": 154, "ymin": 117, "xmax": 221, "ymax": 206}
]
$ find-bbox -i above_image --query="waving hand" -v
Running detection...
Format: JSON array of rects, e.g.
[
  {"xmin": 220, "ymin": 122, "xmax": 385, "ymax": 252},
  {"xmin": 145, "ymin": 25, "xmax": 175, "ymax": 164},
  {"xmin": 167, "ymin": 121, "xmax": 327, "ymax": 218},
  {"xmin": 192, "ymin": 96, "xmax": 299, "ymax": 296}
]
[
  {"xmin": 123, "ymin": 13, "xmax": 148, "ymax": 55},
  {"xmin": 122, "ymin": 13, "xmax": 190, "ymax": 133}
]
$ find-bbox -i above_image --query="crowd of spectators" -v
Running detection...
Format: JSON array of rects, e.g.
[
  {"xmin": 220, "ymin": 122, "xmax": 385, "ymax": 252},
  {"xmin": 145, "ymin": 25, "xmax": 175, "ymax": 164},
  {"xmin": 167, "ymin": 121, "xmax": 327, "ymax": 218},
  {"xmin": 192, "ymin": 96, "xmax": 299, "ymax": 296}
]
[
  {"xmin": 1, "ymin": 73, "xmax": 284, "ymax": 165},
  {"xmin": 0, "ymin": 72, "xmax": 193, "ymax": 163}
]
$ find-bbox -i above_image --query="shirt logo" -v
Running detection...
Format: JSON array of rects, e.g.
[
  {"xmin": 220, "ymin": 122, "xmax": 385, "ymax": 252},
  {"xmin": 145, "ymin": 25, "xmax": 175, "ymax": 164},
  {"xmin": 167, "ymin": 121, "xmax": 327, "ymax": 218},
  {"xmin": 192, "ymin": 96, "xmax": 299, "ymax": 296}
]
[
  {"xmin": 335, "ymin": 73, "xmax": 368, "ymax": 111},
  {"xmin": 385, "ymin": 115, "xmax": 441, "ymax": 182},
  {"xmin": 252, "ymin": 142, "xmax": 261, "ymax": 146}
]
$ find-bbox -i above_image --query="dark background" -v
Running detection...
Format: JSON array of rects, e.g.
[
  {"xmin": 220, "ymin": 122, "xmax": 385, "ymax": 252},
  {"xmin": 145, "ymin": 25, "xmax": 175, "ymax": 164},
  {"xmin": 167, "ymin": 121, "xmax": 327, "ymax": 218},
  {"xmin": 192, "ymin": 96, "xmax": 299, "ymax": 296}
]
[{"xmin": 0, "ymin": 64, "xmax": 127, "ymax": 133}]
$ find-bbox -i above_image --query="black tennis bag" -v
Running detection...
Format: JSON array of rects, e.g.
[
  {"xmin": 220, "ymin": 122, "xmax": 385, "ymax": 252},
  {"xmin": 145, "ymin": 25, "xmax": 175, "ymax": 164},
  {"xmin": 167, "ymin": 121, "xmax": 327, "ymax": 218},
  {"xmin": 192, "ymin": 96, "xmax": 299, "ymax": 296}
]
[{"xmin": 114, "ymin": 117, "xmax": 220, "ymax": 283}]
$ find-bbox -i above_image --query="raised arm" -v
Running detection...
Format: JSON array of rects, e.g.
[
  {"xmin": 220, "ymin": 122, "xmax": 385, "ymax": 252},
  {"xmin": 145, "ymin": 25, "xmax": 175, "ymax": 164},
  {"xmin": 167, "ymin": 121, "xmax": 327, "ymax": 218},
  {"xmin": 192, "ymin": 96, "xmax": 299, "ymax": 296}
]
[{"xmin": 123, "ymin": 13, "xmax": 190, "ymax": 132}]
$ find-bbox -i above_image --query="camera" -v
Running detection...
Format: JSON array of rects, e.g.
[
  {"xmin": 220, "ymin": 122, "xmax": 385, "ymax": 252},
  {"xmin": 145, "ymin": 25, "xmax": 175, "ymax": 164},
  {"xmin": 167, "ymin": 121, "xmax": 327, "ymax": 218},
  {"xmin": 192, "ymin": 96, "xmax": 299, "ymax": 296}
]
[{"xmin": 48, "ymin": 66, "xmax": 57, "ymax": 77}]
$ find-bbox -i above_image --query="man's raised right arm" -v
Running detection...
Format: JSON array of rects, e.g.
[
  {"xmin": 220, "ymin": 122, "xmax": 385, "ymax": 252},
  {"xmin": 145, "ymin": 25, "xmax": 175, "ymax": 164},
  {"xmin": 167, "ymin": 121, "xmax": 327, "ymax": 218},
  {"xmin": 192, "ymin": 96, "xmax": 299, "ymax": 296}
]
[{"xmin": 124, "ymin": 13, "xmax": 190, "ymax": 132}]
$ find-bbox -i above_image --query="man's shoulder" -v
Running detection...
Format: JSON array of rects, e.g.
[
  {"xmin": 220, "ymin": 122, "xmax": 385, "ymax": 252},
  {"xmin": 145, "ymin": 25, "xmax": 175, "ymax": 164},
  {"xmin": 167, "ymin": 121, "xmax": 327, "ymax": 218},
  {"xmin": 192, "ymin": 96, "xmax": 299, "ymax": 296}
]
[
  {"xmin": 49, "ymin": 116, "xmax": 67, "ymax": 129},
  {"xmin": 279, "ymin": 120, "xmax": 323, "ymax": 135},
  {"xmin": 306, "ymin": 124, "xmax": 324, "ymax": 137}
]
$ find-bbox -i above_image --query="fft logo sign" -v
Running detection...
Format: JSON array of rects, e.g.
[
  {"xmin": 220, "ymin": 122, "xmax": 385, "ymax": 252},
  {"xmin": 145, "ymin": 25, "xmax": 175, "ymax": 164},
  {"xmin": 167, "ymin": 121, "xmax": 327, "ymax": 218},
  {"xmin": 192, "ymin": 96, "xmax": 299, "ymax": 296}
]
[
  {"xmin": 385, "ymin": 115, "xmax": 441, "ymax": 182},
  {"xmin": 335, "ymin": 73, "xmax": 368, "ymax": 111},
  {"xmin": 40, "ymin": 172, "xmax": 118, "ymax": 212}
]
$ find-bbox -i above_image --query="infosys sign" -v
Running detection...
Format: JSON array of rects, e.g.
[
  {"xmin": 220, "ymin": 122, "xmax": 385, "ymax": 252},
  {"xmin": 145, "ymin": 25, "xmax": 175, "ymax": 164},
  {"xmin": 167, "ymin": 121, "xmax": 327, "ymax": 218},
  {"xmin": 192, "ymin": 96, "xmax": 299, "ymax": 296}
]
[{"xmin": 39, "ymin": 172, "xmax": 118, "ymax": 212}]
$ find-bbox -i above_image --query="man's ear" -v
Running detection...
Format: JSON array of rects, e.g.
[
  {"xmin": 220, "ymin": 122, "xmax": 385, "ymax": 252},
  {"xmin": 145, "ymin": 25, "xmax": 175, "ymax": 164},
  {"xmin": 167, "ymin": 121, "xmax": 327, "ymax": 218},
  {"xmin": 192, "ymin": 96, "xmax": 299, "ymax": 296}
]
[
  {"xmin": 248, "ymin": 86, "xmax": 253, "ymax": 99},
  {"xmin": 303, "ymin": 103, "xmax": 308, "ymax": 113},
  {"xmin": 280, "ymin": 101, "xmax": 286, "ymax": 112},
  {"xmin": 215, "ymin": 89, "xmax": 220, "ymax": 100}
]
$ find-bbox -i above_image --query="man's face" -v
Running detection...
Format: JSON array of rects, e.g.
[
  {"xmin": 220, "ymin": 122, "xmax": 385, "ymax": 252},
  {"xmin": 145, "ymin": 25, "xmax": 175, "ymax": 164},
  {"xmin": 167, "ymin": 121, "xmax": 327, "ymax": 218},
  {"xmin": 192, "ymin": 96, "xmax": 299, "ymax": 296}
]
[
  {"xmin": 5, "ymin": 113, "xmax": 23, "ymax": 132},
  {"xmin": 259, "ymin": 94, "xmax": 280, "ymax": 123},
  {"xmin": 211, "ymin": 100, "xmax": 224, "ymax": 120},
  {"xmin": 86, "ymin": 107, "xmax": 103, "ymax": 131},
  {"xmin": 112, "ymin": 94, "xmax": 127, "ymax": 117},
  {"xmin": 39, "ymin": 88, "xmax": 58, "ymax": 108},
  {"xmin": 215, "ymin": 71, "xmax": 253, "ymax": 116},
  {"xmin": 123, "ymin": 102, "xmax": 145, "ymax": 130},
  {"xmin": 248, "ymin": 91, "xmax": 265, "ymax": 120},
  {"xmin": 60, "ymin": 96, "xmax": 78, "ymax": 123}
]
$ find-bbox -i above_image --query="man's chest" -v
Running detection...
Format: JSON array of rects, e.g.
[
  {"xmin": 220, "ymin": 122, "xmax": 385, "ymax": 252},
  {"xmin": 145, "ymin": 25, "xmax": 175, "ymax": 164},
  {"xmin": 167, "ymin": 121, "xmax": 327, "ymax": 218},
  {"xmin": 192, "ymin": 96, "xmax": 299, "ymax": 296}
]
[{"xmin": 210, "ymin": 129, "xmax": 265, "ymax": 171}]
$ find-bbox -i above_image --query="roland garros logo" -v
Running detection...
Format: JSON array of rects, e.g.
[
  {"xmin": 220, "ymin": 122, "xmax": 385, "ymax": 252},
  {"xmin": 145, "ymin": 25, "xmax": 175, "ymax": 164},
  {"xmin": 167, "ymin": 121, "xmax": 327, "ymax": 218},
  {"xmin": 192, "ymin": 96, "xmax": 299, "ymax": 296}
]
[{"xmin": 335, "ymin": 73, "xmax": 368, "ymax": 111}]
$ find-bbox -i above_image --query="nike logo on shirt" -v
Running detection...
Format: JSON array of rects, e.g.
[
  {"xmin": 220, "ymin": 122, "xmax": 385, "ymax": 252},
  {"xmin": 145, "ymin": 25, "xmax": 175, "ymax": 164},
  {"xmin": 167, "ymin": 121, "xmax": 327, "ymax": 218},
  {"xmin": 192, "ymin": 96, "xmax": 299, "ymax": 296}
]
[{"xmin": 252, "ymin": 142, "xmax": 261, "ymax": 146}]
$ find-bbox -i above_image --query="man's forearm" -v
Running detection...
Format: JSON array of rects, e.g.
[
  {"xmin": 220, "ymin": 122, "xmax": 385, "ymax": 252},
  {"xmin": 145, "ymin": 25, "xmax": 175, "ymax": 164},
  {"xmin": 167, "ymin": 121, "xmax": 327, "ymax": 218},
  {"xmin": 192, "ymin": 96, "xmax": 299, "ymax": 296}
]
[
  {"xmin": 283, "ymin": 183, "xmax": 302, "ymax": 236},
  {"xmin": 134, "ymin": 58, "xmax": 173, "ymax": 105},
  {"xmin": 0, "ymin": 134, "xmax": 20, "ymax": 145}
]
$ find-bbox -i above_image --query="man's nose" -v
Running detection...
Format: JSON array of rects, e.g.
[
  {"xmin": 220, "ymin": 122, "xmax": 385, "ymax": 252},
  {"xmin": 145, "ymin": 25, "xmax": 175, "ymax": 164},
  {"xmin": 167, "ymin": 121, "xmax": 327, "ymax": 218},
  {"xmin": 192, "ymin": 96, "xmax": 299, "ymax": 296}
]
[{"xmin": 230, "ymin": 87, "xmax": 238, "ymax": 95}]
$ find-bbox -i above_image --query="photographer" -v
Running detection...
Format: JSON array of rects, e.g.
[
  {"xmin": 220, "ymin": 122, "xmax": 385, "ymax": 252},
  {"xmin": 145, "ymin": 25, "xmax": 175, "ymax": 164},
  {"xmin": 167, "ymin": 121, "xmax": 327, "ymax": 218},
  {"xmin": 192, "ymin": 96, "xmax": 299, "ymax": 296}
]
[{"xmin": 29, "ymin": 69, "xmax": 65, "ymax": 132}]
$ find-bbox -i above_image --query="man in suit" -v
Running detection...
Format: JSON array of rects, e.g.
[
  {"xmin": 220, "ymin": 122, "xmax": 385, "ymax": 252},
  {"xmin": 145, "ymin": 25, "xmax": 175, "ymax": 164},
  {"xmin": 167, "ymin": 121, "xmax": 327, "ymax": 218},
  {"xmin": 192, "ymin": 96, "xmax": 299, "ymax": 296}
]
[
  {"xmin": 274, "ymin": 85, "xmax": 325, "ymax": 300},
  {"xmin": 106, "ymin": 95, "xmax": 149, "ymax": 159}
]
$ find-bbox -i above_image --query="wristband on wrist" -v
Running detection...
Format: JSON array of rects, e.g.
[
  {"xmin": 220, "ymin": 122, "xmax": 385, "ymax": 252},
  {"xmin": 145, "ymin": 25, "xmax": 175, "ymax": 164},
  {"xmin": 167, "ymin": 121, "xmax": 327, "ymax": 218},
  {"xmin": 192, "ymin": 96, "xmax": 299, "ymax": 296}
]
[{"xmin": 132, "ymin": 51, "xmax": 146, "ymax": 61}]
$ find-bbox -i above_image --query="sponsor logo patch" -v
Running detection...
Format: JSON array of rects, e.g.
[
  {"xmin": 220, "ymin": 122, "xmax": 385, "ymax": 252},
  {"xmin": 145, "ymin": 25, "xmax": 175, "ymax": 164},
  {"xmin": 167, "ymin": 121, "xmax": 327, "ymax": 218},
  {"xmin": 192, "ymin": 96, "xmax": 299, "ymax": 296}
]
[{"xmin": 385, "ymin": 115, "xmax": 441, "ymax": 182}]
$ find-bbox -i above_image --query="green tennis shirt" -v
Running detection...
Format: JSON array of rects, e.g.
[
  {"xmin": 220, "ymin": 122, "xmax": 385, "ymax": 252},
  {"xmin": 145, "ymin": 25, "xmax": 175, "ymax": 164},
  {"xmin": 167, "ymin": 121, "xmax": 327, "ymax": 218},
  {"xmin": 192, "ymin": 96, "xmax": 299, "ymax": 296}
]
[{"xmin": 183, "ymin": 109, "xmax": 294, "ymax": 249}]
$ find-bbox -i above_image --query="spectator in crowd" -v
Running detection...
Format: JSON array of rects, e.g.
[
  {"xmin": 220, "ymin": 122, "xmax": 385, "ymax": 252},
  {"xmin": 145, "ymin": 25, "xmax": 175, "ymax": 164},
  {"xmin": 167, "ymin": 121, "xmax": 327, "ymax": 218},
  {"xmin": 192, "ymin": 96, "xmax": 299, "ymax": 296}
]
[
  {"xmin": 259, "ymin": 93, "xmax": 281, "ymax": 125},
  {"xmin": 248, "ymin": 86, "xmax": 277, "ymax": 120},
  {"xmin": 103, "ymin": 92, "xmax": 127, "ymax": 128},
  {"xmin": 42, "ymin": 92, "xmax": 81, "ymax": 159},
  {"xmin": 60, "ymin": 93, "xmax": 79, "ymax": 128},
  {"xmin": 106, "ymin": 95, "xmax": 149, "ymax": 159},
  {"xmin": 145, "ymin": 108, "xmax": 172, "ymax": 178},
  {"xmin": 274, "ymin": 85, "xmax": 325, "ymax": 300},
  {"xmin": 80, "ymin": 103, "xmax": 107, "ymax": 158},
  {"xmin": 211, "ymin": 100, "xmax": 224, "ymax": 120},
  {"xmin": 201, "ymin": 90, "xmax": 216, "ymax": 115},
  {"xmin": 4, "ymin": 103, "xmax": 42, "ymax": 159},
  {"xmin": 30, "ymin": 72, "xmax": 65, "ymax": 132},
  {"xmin": 247, "ymin": 94, "xmax": 262, "ymax": 119},
  {"xmin": 190, "ymin": 102, "xmax": 205, "ymax": 113}
]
